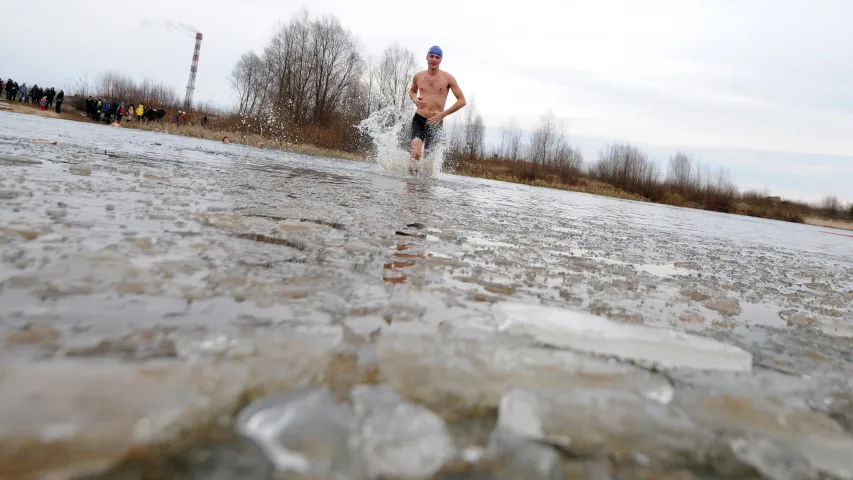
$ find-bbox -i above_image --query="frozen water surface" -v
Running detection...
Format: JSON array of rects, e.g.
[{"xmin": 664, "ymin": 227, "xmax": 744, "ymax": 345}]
[
  {"xmin": 1, "ymin": 111, "xmax": 853, "ymax": 479},
  {"xmin": 493, "ymin": 302, "xmax": 754, "ymax": 372}
]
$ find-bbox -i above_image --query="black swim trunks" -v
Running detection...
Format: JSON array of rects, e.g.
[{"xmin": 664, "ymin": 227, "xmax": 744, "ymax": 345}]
[{"xmin": 411, "ymin": 113, "xmax": 443, "ymax": 151}]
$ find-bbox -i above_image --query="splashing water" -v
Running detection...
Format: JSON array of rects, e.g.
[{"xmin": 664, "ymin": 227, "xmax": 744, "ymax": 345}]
[{"xmin": 357, "ymin": 105, "xmax": 449, "ymax": 180}]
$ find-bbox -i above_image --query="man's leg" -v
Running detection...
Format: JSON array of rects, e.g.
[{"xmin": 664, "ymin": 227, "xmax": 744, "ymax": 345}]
[
  {"xmin": 409, "ymin": 137, "xmax": 423, "ymax": 175},
  {"xmin": 410, "ymin": 114, "xmax": 427, "ymax": 174},
  {"xmin": 410, "ymin": 114, "xmax": 425, "ymax": 160},
  {"xmin": 411, "ymin": 137, "xmax": 423, "ymax": 161},
  {"xmin": 422, "ymin": 122, "xmax": 442, "ymax": 161},
  {"xmin": 423, "ymin": 129, "xmax": 432, "ymax": 160}
]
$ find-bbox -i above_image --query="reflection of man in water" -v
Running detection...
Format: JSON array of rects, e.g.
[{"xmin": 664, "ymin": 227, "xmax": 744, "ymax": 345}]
[{"xmin": 408, "ymin": 46, "xmax": 467, "ymax": 173}]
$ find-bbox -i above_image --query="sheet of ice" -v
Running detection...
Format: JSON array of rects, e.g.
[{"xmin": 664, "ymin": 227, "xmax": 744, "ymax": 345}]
[
  {"xmin": 465, "ymin": 235, "xmax": 516, "ymax": 249},
  {"xmin": 492, "ymin": 302, "xmax": 753, "ymax": 372},
  {"xmin": 819, "ymin": 319, "xmax": 853, "ymax": 339},
  {"xmin": 634, "ymin": 263, "xmax": 692, "ymax": 277},
  {"xmin": 495, "ymin": 388, "xmax": 706, "ymax": 461},
  {"xmin": 486, "ymin": 427, "xmax": 562, "ymax": 479},
  {"xmin": 350, "ymin": 385, "xmax": 456, "ymax": 478},
  {"xmin": 236, "ymin": 387, "xmax": 368, "ymax": 479}
]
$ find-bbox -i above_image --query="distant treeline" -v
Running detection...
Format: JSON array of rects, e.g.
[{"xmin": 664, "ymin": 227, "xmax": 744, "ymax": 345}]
[
  {"xmin": 69, "ymin": 72, "xmax": 180, "ymax": 111},
  {"xmin": 450, "ymin": 113, "xmax": 853, "ymax": 221}
]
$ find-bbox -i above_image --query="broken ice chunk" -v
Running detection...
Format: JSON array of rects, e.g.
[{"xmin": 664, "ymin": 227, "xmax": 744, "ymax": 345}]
[
  {"xmin": 350, "ymin": 385, "xmax": 456, "ymax": 478},
  {"xmin": 497, "ymin": 390, "xmax": 545, "ymax": 441},
  {"xmin": 493, "ymin": 302, "xmax": 753, "ymax": 372},
  {"xmin": 486, "ymin": 427, "xmax": 563, "ymax": 480},
  {"xmin": 496, "ymin": 388, "xmax": 706, "ymax": 461},
  {"xmin": 0, "ymin": 360, "xmax": 248, "ymax": 479},
  {"xmin": 376, "ymin": 333, "xmax": 673, "ymax": 417},
  {"xmin": 236, "ymin": 387, "xmax": 368, "ymax": 480},
  {"xmin": 729, "ymin": 435, "xmax": 816, "ymax": 480},
  {"xmin": 679, "ymin": 391, "xmax": 853, "ymax": 479}
]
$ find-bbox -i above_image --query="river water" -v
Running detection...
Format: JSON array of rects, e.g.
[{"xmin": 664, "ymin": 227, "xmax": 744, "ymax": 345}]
[{"xmin": 1, "ymin": 111, "xmax": 852, "ymax": 479}]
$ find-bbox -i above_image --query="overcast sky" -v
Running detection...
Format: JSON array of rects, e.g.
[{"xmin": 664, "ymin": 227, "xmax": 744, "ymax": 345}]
[{"xmin": 3, "ymin": 0, "xmax": 852, "ymax": 203}]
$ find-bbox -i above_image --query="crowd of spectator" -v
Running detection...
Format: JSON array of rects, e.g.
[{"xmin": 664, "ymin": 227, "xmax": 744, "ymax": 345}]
[
  {"xmin": 2, "ymin": 78, "xmax": 64, "ymax": 113},
  {"xmin": 3, "ymin": 74, "xmax": 210, "ymax": 129},
  {"xmin": 84, "ymin": 97, "xmax": 169, "ymax": 124}
]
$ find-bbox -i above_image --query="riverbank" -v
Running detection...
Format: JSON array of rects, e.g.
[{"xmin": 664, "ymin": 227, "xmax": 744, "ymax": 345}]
[
  {"xmin": 453, "ymin": 158, "xmax": 834, "ymax": 225},
  {"xmin": 3, "ymin": 99, "xmax": 849, "ymax": 228},
  {"xmin": 803, "ymin": 216, "xmax": 853, "ymax": 232},
  {"xmin": 0, "ymin": 97, "xmax": 88, "ymax": 123},
  {"xmin": 128, "ymin": 119, "xmax": 366, "ymax": 163},
  {"xmin": 0, "ymin": 99, "xmax": 364, "ymax": 163}
]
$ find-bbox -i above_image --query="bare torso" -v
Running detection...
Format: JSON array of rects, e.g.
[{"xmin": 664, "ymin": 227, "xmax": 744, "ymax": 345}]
[{"xmin": 413, "ymin": 70, "xmax": 452, "ymax": 119}]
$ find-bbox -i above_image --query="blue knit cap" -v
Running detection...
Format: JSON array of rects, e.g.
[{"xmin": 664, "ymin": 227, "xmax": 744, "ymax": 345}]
[{"xmin": 428, "ymin": 45, "xmax": 443, "ymax": 57}]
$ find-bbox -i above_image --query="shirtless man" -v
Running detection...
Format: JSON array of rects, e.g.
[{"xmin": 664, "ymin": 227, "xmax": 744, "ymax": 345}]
[{"xmin": 408, "ymin": 45, "xmax": 466, "ymax": 171}]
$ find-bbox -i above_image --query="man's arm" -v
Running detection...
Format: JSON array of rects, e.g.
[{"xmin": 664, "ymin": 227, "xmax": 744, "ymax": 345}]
[
  {"xmin": 409, "ymin": 73, "xmax": 425, "ymax": 108},
  {"xmin": 428, "ymin": 74, "xmax": 466, "ymax": 124}
]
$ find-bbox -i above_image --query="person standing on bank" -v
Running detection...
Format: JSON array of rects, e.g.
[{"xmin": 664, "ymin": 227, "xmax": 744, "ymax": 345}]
[
  {"xmin": 408, "ymin": 45, "xmax": 466, "ymax": 173},
  {"xmin": 54, "ymin": 90, "xmax": 64, "ymax": 114}
]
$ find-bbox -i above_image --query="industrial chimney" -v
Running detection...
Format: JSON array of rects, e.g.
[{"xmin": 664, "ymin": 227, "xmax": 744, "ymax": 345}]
[{"xmin": 183, "ymin": 32, "xmax": 203, "ymax": 109}]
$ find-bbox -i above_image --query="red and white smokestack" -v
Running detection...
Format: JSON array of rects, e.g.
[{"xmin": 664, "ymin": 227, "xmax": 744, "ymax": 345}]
[{"xmin": 184, "ymin": 32, "xmax": 203, "ymax": 109}]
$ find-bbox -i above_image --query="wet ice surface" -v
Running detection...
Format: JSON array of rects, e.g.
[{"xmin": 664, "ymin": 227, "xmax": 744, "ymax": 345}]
[{"xmin": 1, "ymin": 112, "xmax": 852, "ymax": 479}]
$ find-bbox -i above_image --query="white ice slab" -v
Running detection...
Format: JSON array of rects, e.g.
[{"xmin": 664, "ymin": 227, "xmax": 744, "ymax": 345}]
[
  {"xmin": 818, "ymin": 319, "xmax": 853, "ymax": 339},
  {"xmin": 492, "ymin": 302, "xmax": 753, "ymax": 372}
]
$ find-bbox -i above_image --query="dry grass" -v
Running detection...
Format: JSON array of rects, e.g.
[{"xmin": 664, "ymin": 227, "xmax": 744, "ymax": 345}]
[
  {"xmin": 803, "ymin": 216, "xmax": 853, "ymax": 232},
  {"xmin": 734, "ymin": 203, "xmax": 805, "ymax": 223},
  {"xmin": 453, "ymin": 156, "xmax": 820, "ymax": 224},
  {"xmin": 0, "ymin": 100, "xmax": 89, "ymax": 123},
  {"xmin": 458, "ymin": 159, "xmax": 646, "ymax": 201}
]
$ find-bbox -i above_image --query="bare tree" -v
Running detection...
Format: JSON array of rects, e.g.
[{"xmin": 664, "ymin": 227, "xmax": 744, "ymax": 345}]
[
  {"xmin": 667, "ymin": 152, "xmax": 694, "ymax": 190},
  {"xmin": 711, "ymin": 166, "xmax": 735, "ymax": 193},
  {"xmin": 95, "ymin": 71, "xmax": 120, "ymax": 99},
  {"xmin": 230, "ymin": 51, "xmax": 265, "ymax": 115},
  {"xmin": 500, "ymin": 119, "xmax": 523, "ymax": 160},
  {"xmin": 361, "ymin": 56, "xmax": 380, "ymax": 116},
  {"xmin": 528, "ymin": 111, "xmax": 559, "ymax": 164},
  {"xmin": 552, "ymin": 143, "xmax": 584, "ymax": 176},
  {"xmin": 461, "ymin": 99, "xmax": 485, "ymax": 158},
  {"xmin": 698, "ymin": 165, "xmax": 738, "ymax": 211},
  {"xmin": 92, "ymin": 70, "xmax": 178, "ymax": 107},
  {"xmin": 256, "ymin": 10, "xmax": 361, "ymax": 126},
  {"xmin": 308, "ymin": 15, "xmax": 361, "ymax": 124},
  {"xmin": 69, "ymin": 75, "xmax": 92, "ymax": 98},
  {"xmin": 447, "ymin": 120, "xmax": 466, "ymax": 153},
  {"xmin": 377, "ymin": 44, "xmax": 416, "ymax": 110},
  {"xmin": 525, "ymin": 111, "xmax": 583, "ymax": 176},
  {"xmin": 343, "ymin": 57, "xmax": 372, "ymax": 121},
  {"xmin": 821, "ymin": 195, "xmax": 841, "ymax": 213},
  {"xmin": 263, "ymin": 11, "xmax": 310, "ymax": 122},
  {"xmin": 591, "ymin": 143, "xmax": 662, "ymax": 198},
  {"xmin": 440, "ymin": 117, "xmax": 469, "ymax": 171}
]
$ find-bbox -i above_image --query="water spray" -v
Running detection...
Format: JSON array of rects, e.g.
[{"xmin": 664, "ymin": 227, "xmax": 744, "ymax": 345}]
[{"xmin": 356, "ymin": 105, "xmax": 449, "ymax": 180}]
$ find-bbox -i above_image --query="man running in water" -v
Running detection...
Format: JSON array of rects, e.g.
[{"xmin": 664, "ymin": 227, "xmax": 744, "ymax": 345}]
[{"xmin": 408, "ymin": 45, "xmax": 467, "ymax": 173}]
